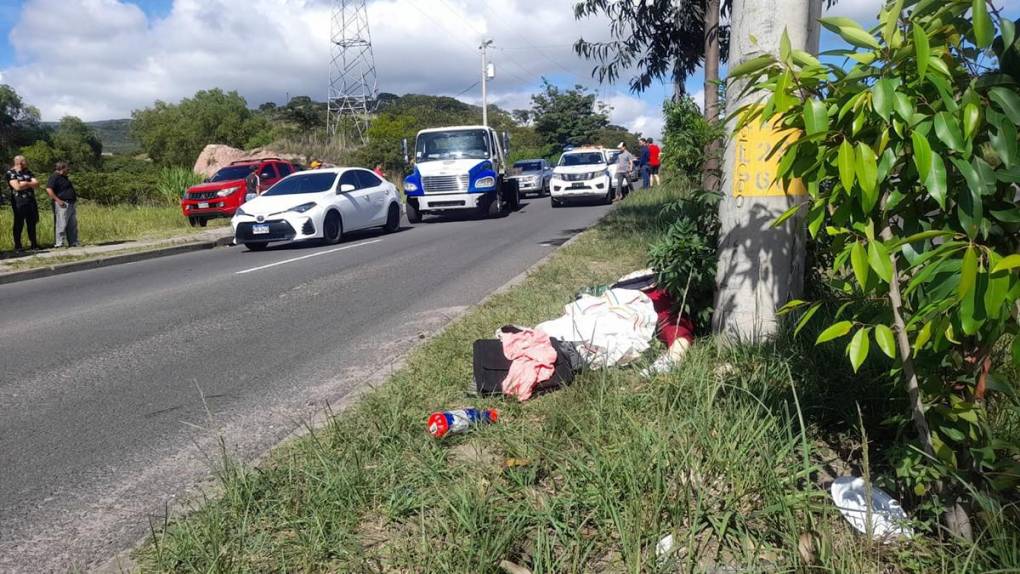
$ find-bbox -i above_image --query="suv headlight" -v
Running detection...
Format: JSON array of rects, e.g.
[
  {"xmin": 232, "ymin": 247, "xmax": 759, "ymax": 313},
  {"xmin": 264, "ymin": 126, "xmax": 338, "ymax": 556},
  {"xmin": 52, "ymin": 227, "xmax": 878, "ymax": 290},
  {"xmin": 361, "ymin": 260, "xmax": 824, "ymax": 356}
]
[
  {"xmin": 403, "ymin": 181, "xmax": 418, "ymax": 192},
  {"xmin": 289, "ymin": 202, "xmax": 317, "ymax": 213},
  {"xmin": 216, "ymin": 186, "xmax": 241, "ymax": 197},
  {"xmin": 475, "ymin": 176, "xmax": 496, "ymax": 189}
]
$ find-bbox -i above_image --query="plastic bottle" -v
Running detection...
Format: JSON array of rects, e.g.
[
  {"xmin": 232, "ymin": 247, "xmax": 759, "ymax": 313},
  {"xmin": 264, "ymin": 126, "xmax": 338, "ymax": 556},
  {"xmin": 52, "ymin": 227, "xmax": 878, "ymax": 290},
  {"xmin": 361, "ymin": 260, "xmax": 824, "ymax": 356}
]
[{"xmin": 427, "ymin": 408, "xmax": 498, "ymax": 439}]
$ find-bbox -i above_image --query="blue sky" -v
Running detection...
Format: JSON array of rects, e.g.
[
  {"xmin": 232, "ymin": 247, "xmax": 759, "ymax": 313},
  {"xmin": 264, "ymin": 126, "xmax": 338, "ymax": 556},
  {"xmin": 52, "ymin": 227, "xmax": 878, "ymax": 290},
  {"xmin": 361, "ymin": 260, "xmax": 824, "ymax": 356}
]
[{"xmin": 0, "ymin": 0, "xmax": 1016, "ymax": 138}]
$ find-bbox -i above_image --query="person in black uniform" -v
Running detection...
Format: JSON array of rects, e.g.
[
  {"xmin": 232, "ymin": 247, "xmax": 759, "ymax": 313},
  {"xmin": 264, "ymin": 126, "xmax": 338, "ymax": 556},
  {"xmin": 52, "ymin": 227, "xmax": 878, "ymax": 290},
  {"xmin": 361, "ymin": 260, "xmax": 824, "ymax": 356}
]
[{"xmin": 5, "ymin": 155, "xmax": 41, "ymax": 251}]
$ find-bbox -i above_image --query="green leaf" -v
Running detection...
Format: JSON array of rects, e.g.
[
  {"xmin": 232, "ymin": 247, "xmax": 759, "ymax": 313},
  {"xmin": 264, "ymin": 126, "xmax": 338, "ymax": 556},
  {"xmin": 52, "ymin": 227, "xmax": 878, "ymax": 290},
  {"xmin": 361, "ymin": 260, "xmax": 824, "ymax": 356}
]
[
  {"xmin": 934, "ymin": 112, "xmax": 965, "ymax": 152},
  {"xmin": 973, "ymin": 0, "xmax": 994, "ymax": 49},
  {"xmin": 992, "ymin": 254, "xmax": 1020, "ymax": 273},
  {"xmin": 894, "ymin": 92, "xmax": 913, "ymax": 122},
  {"xmin": 911, "ymin": 131, "xmax": 932, "ymax": 181},
  {"xmin": 868, "ymin": 240, "xmax": 894, "ymax": 283},
  {"xmin": 856, "ymin": 143, "xmax": 879, "ymax": 211},
  {"xmin": 728, "ymin": 54, "xmax": 775, "ymax": 78},
  {"xmin": 960, "ymin": 272, "xmax": 986, "ymax": 335},
  {"xmin": 929, "ymin": 55, "xmax": 952, "ymax": 78},
  {"xmin": 882, "ymin": 0, "xmax": 904, "ymax": 45},
  {"xmin": 842, "ymin": 26, "xmax": 883, "ymax": 50},
  {"xmin": 872, "ymin": 79, "xmax": 894, "ymax": 122},
  {"xmin": 804, "ymin": 99, "xmax": 829, "ymax": 136},
  {"xmin": 791, "ymin": 49, "xmax": 821, "ymax": 68},
  {"xmin": 877, "ymin": 147, "xmax": 897, "ymax": 183},
  {"xmin": 989, "ymin": 113, "xmax": 1017, "ymax": 168},
  {"xmin": 772, "ymin": 203, "xmax": 804, "ymax": 228},
  {"xmin": 817, "ymin": 321, "xmax": 854, "ymax": 344},
  {"xmin": 989, "ymin": 87, "xmax": 1020, "ymax": 125},
  {"xmin": 926, "ymin": 153, "xmax": 948, "ymax": 209},
  {"xmin": 849, "ymin": 328, "xmax": 870, "ymax": 372},
  {"xmin": 959, "ymin": 246, "xmax": 978, "ymax": 299},
  {"xmin": 962, "ymin": 103, "xmax": 981, "ymax": 140},
  {"xmin": 1012, "ymin": 333, "xmax": 1020, "ymax": 367},
  {"xmin": 985, "ymin": 267, "xmax": 1009, "ymax": 319},
  {"xmin": 778, "ymin": 299, "xmax": 809, "ymax": 314},
  {"xmin": 914, "ymin": 321, "xmax": 933, "ymax": 354},
  {"xmin": 875, "ymin": 324, "xmax": 896, "ymax": 358},
  {"xmin": 957, "ymin": 165, "xmax": 984, "ymax": 239},
  {"xmin": 914, "ymin": 25, "xmax": 930, "ymax": 79},
  {"xmin": 819, "ymin": 16, "xmax": 867, "ymax": 33},
  {"xmin": 852, "ymin": 241, "xmax": 870, "ymax": 287},
  {"xmin": 1002, "ymin": 17, "xmax": 1017, "ymax": 49},
  {"xmin": 780, "ymin": 29, "xmax": 792, "ymax": 62},
  {"xmin": 794, "ymin": 303, "xmax": 822, "ymax": 338},
  {"xmin": 991, "ymin": 208, "xmax": 1020, "ymax": 223},
  {"xmin": 838, "ymin": 139, "xmax": 856, "ymax": 191}
]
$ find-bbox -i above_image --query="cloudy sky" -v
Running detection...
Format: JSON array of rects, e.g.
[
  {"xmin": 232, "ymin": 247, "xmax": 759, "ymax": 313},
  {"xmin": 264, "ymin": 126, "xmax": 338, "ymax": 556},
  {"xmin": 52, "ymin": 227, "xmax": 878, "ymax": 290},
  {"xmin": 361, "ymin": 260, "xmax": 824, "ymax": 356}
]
[{"xmin": 0, "ymin": 0, "xmax": 1015, "ymax": 139}]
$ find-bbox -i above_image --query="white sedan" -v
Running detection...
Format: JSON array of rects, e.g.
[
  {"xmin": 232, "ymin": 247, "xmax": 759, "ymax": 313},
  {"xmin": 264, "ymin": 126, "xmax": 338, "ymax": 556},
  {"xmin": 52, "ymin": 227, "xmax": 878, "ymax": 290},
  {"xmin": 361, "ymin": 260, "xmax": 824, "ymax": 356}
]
[{"xmin": 232, "ymin": 168, "xmax": 403, "ymax": 251}]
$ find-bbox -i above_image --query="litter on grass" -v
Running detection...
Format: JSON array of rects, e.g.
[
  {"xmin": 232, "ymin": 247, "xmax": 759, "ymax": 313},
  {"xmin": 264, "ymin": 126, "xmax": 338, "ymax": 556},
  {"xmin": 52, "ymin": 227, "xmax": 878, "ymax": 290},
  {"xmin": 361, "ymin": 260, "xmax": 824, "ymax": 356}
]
[
  {"xmin": 427, "ymin": 408, "xmax": 498, "ymax": 439},
  {"xmin": 830, "ymin": 476, "xmax": 913, "ymax": 541}
]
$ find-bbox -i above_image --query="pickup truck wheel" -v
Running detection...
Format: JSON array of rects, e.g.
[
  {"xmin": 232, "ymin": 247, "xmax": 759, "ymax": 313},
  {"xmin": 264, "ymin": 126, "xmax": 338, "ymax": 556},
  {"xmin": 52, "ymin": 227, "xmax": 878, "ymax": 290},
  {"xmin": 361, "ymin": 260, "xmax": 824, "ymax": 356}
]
[
  {"xmin": 551, "ymin": 197, "xmax": 562, "ymax": 208},
  {"xmin": 198, "ymin": 217, "xmax": 208, "ymax": 228},
  {"xmin": 604, "ymin": 189, "xmax": 614, "ymax": 205},
  {"xmin": 406, "ymin": 200, "xmax": 422, "ymax": 223},
  {"xmin": 384, "ymin": 203, "xmax": 400, "ymax": 232},
  {"xmin": 322, "ymin": 211, "xmax": 343, "ymax": 245},
  {"xmin": 245, "ymin": 242, "xmax": 268, "ymax": 251}
]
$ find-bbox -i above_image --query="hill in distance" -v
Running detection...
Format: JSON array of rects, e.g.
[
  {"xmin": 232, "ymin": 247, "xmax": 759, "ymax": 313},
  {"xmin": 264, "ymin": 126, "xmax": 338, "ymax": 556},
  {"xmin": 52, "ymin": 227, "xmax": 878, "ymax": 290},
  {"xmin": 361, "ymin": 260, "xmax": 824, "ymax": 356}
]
[{"xmin": 42, "ymin": 118, "xmax": 138, "ymax": 155}]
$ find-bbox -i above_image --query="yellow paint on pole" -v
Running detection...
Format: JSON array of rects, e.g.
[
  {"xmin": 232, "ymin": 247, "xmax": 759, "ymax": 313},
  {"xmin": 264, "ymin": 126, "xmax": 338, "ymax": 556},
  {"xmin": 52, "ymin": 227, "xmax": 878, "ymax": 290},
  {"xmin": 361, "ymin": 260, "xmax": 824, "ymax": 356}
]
[{"xmin": 732, "ymin": 115, "xmax": 807, "ymax": 197}]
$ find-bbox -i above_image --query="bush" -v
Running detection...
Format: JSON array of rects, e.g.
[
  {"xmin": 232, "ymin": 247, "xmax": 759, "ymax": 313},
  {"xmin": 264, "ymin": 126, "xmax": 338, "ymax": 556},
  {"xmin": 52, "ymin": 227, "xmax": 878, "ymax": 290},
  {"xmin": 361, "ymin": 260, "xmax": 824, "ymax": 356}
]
[
  {"xmin": 647, "ymin": 185, "xmax": 721, "ymax": 332},
  {"xmin": 155, "ymin": 167, "xmax": 204, "ymax": 205},
  {"xmin": 660, "ymin": 95, "xmax": 723, "ymax": 181}
]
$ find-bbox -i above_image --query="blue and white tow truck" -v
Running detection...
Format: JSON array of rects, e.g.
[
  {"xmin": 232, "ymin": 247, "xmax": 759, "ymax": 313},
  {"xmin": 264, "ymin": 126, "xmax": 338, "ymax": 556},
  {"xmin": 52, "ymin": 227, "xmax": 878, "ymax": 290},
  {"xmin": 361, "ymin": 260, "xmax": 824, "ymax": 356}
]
[{"xmin": 401, "ymin": 125, "xmax": 520, "ymax": 222}]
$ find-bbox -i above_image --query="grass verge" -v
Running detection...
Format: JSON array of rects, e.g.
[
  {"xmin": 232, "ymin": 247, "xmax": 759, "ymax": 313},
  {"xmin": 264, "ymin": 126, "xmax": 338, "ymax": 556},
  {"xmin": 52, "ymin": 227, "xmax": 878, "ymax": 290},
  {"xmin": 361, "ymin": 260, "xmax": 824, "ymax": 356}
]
[
  {"xmin": 138, "ymin": 183, "xmax": 1018, "ymax": 573},
  {"xmin": 0, "ymin": 203, "xmax": 227, "ymax": 254}
]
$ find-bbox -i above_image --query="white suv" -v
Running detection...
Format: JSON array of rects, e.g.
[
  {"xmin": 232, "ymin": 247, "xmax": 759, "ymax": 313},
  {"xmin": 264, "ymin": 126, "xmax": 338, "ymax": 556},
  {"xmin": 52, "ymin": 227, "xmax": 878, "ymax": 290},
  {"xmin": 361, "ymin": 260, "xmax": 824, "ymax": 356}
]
[{"xmin": 549, "ymin": 149, "xmax": 615, "ymax": 207}]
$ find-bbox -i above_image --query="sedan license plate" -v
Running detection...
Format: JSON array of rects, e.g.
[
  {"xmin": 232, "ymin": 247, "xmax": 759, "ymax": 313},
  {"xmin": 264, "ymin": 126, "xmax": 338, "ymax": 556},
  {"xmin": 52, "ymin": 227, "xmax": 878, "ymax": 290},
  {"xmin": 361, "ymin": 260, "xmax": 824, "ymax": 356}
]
[
  {"xmin": 197, "ymin": 202, "xmax": 209, "ymax": 209},
  {"xmin": 252, "ymin": 224, "xmax": 270, "ymax": 235}
]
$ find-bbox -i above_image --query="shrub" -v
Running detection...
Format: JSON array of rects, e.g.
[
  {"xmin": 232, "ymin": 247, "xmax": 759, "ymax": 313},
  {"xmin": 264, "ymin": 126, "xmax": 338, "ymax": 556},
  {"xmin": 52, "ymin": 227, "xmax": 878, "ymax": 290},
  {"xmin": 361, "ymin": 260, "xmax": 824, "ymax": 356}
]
[{"xmin": 155, "ymin": 167, "xmax": 204, "ymax": 205}]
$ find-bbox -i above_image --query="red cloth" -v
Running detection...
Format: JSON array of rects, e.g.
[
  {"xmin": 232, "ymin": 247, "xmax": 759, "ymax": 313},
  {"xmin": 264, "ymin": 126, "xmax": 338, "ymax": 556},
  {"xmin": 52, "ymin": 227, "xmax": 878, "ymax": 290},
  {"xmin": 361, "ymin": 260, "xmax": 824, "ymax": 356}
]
[
  {"xmin": 644, "ymin": 288, "xmax": 694, "ymax": 348},
  {"xmin": 374, "ymin": 167, "xmax": 386, "ymax": 178},
  {"xmin": 648, "ymin": 144, "xmax": 661, "ymax": 167},
  {"xmin": 497, "ymin": 328, "xmax": 558, "ymax": 401}
]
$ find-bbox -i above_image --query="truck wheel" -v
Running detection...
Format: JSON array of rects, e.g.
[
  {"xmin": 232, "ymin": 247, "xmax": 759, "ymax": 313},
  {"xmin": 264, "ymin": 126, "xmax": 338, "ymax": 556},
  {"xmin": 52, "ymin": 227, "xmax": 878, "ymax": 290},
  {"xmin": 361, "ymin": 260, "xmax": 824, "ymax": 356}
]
[
  {"xmin": 198, "ymin": 217, "xmax": 208, "ymax": 227},
  {"xmin": 406, "ymin": 200, "xmax": 422, "ymax": 223},
  {"xmin": 245, "ymin": 242, "xmax": 268, "ymax": 251},
  {"xmin": 604, "ymin": 189, "xmax": 614, "ymax": 205},
  {"xmin": 487, "ymin": 194, "xmax": 503, "ymax": 218},
  {"xmin": 188, "ymin": 216, "xmax": 200, "ymax": 227},
  {"xmin": 551, "ymin": 197, "xmax": 562, "ymax": 208}
]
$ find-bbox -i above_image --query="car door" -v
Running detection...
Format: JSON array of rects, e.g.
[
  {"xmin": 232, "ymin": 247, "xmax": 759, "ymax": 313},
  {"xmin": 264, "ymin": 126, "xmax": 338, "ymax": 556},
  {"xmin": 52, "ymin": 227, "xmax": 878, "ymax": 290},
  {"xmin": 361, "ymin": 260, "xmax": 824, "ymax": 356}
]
[
  {"xmin": 336, "ymin": 169, "xmax": 374, "ymax": 230},
  {"xmin": 258, "ymin": 163, "xmax": 280, "ymax": 193},
  {"xmin": 353, "ymin": 169, "xmax": 389, "ymax": 224}
]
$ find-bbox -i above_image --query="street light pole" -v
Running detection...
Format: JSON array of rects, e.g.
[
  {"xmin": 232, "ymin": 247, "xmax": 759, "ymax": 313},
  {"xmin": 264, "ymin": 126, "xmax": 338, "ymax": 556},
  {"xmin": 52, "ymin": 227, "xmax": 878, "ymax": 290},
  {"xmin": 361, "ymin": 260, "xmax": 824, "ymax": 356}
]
[
  {"xmin": 712, "ymin": 0, "xmax": 823, "ymax": 341},
  {"xmin": 480, "ymin": 39, "xmax": 493, "ymax": 127}
]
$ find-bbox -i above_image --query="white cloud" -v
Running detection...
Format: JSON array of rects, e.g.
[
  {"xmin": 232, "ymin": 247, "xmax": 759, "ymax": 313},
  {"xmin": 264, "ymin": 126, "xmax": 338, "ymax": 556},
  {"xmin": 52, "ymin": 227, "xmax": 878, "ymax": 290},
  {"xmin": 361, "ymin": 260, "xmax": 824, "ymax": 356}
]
[
  {"xmin": 823, "ymin": 0, "xmax": 884, "ymax": 22},
  {"xmin": 1, "ymin": 0, "xmax": 638, "ymax": 125}
]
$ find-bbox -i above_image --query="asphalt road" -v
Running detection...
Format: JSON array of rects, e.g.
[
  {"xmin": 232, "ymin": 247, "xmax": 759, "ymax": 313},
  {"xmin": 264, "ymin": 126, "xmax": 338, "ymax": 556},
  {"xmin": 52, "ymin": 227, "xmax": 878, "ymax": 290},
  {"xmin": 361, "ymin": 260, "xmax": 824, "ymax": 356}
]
[{"xmin": 0, "ymin": 197, "xmax": 611, "ymax": 571}]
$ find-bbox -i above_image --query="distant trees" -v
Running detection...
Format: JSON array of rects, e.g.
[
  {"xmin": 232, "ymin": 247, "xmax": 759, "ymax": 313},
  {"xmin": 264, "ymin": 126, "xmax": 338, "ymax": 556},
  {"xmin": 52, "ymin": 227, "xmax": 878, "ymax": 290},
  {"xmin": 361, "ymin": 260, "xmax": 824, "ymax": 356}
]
[
  {"xmin": 0, "ymin": 84, "xmax": 44, "ymax": 162},
  {"xmin": 131, "ymin": 89, "xmax": 270, "ymax": 166},
  {"xmin": 530, "ymin": 80, "xmax": 610, "ymax": 148}
]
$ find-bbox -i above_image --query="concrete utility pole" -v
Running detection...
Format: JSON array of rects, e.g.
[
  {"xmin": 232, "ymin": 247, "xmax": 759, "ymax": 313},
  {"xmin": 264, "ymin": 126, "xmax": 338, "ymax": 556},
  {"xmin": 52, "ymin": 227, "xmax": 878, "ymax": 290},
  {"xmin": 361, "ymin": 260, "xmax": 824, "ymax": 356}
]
[
  {"xmin": 712, "ymin": 0, "xmax": 823, "ymax": 341},
  {"xmin": 480, "ymin": 39, "xmax": 494, "ymax": 127}
]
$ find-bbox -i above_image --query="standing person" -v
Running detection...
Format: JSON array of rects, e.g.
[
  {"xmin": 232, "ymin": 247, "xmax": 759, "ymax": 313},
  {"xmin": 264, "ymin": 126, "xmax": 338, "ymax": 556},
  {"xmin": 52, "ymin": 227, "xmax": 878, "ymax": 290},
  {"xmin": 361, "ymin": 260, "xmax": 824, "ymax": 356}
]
[
  {"xmin": 373, "ymin": 163, "xmax": 386, "ymax": 179},
  {"xmin": 613, "ymin": 142, "xmax": 635, "ymax": 202},
  {"xmin": 638, "ymin": 138, "xmax": 651, "ymax": 189},
  {"xmin": 647, "ymin": 137, "xmax": 662, "ymax": 187},
  {"xmin": 5, "ymin": 155, "xmax": 41, "ymax": 251},
  {"xmin": 245, "ymin": 166, "xmax": 261, "ymax": 198},
  {"xmin": 47, "ymin": 161, "xmax": 79, "ymax": 248}
]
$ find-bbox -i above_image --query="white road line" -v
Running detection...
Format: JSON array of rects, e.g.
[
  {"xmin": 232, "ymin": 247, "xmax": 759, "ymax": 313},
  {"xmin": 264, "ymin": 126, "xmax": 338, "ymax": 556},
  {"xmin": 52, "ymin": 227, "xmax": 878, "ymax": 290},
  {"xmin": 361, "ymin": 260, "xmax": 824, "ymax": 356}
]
[{"xmin": 235, "ymin": 239, "xmax": 383, "ymax": 275}]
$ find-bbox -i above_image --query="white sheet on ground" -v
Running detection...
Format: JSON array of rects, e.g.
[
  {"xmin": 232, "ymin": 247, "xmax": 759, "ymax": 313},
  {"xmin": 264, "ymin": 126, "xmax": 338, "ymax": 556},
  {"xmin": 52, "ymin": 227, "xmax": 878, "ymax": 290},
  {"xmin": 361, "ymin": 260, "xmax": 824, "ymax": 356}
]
[{"xmin": 536, "ymin": 288, "xmax": 657, "ymax": 367}]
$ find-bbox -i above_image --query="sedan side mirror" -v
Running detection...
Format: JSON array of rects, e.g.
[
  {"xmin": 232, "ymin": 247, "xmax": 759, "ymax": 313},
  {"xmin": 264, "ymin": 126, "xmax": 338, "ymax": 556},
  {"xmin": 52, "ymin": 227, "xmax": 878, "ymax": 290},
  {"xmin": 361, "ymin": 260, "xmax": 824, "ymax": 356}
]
[{"xmin": 339, "ymin": 184, "xmax": 356, "ymax": 194}]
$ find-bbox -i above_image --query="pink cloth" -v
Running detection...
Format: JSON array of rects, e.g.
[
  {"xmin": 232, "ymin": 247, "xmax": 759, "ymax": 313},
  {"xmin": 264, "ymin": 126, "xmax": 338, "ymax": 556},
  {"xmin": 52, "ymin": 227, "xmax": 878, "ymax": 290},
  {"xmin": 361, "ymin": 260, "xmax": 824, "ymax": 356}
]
[{"xmin": 497, "ymin": 328, "xmax": 558, "ymax": 401}]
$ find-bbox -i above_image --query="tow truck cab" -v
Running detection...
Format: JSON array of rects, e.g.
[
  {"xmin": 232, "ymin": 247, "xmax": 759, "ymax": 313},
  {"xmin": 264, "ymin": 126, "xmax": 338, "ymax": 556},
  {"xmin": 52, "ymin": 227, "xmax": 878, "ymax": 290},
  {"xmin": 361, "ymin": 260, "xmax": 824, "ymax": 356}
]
[{"xmin": 401, "ymin": 125, "xmax": 520, "ymax": 222}]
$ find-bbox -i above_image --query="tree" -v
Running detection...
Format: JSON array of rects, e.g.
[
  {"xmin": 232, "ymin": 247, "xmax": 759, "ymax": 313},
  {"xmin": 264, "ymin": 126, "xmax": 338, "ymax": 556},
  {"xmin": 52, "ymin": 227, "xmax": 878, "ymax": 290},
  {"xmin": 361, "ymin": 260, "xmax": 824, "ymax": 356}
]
[
  {"xmin": 529, "ymin": 80, "xmax": 610, "ymax": 148},
  {"xmin": 736, "ymin": 1, "xmax": 1020, "ymax": 497},
  {"xmin": 660, "ymin": 95, "xmax": 721, "ymax": 180},
  {"xmin": 51, "ymin": 116, "xmax": 103, "ymax": 170},
  {"xmin": 131, "ymin": 89, "xmax": 271, "ymax": 166},
  {"xmin": 0, "ymin": 84, "xmax": 43, "ymax": 162}
]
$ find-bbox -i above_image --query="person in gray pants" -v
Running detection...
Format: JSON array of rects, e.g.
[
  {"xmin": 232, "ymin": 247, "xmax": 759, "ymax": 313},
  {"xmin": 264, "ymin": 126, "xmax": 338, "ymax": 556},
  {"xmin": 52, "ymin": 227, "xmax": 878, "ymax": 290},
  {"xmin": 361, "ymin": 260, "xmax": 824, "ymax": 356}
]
[{"xmin": 46, "ymin": 161, "xmax": 79, "ymax": 248}]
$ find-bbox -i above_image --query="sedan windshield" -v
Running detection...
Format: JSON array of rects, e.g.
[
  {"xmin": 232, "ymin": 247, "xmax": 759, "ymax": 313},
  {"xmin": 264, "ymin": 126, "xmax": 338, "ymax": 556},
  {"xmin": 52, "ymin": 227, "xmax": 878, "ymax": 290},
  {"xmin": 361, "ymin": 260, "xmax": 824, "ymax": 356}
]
[
  {"xmin": 209, "ymin": 165, "xmax": 255, "ymax": 182},
  {"xmin": 262, "ymin": 173, "xmax": 336, "ymax": 196},
  {"xmin": 558, "ymin": 152, "xmax": 605, "ymax": 167},
  {"xmin": 514, "ymin": 161, "xmax": 543, "ymax": 172},
  {"xmin": 416, "ymin": 130, "xmax": 491, "ymax": 161}
]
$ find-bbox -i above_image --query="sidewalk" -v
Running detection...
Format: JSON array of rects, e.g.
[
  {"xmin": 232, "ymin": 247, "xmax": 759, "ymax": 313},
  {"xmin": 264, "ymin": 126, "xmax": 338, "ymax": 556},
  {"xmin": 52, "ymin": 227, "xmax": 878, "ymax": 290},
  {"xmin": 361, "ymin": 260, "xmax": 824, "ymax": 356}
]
[{"xmin": 0, "ymin": 227, "xmax": 232, "ymax": 283}]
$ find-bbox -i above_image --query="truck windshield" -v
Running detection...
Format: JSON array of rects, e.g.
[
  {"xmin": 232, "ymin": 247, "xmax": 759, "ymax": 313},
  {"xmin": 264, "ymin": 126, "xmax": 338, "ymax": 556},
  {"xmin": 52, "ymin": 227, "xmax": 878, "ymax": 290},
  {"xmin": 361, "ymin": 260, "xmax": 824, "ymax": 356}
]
[
  {"xmin": 209, "ymin": 165, "xmax": 255, "ymax": 182},
  {"xmin": 514, "ymin": 161, "xmax": 543, "ymax": 172},
  {"xmin": 558, "ymin": 152, "xmax": 605, "ymax": 166},
  {"xmin": 262, "ymin": 172, "xmax": 337, "ymax": 196},
  {"xmin": 416, "ymin": 130, "xmax": 491, "ymax": 161}
]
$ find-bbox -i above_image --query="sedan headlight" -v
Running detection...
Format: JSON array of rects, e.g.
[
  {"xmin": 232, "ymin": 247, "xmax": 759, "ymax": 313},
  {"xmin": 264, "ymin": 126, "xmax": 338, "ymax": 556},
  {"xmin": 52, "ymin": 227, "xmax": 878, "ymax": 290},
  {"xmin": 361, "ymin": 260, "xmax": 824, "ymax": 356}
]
[
  {"xmin": 289, "ymin": 202, "xmax": 317, "ymax": 213},
  {"xmin": 403, "ymin": 181, "xmax": 419, "ymax": 192},
  {"xmin": 475, "ymin": 176, "xmax": 496, "ymax": 189},
  {"xmin": 216, "ymin": 186, "xmax": 242, "ymax": 197},
  {"xmin": 235, "ymin": 207, "xmax": 249, "ymax": 217}
]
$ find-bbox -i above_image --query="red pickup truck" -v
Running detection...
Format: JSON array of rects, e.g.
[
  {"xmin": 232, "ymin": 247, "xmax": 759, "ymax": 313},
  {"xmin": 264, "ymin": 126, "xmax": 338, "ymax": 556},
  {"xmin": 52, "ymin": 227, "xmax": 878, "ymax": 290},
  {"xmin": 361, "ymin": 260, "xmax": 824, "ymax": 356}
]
[{"xmin": 181, "ymin": 158, "xmax": 299, "ymax": 227}]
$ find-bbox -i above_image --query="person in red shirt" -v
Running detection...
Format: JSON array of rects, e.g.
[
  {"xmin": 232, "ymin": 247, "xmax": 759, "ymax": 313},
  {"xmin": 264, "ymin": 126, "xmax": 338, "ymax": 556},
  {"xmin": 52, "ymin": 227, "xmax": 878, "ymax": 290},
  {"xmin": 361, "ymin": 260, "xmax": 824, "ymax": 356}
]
[
  {"xmin": 647, "ymin": 137, "xmax": 661, "ymax": 187},
  {"xmin": 373, "ymin": 163, "xmax": 386, "ymax": 179}
]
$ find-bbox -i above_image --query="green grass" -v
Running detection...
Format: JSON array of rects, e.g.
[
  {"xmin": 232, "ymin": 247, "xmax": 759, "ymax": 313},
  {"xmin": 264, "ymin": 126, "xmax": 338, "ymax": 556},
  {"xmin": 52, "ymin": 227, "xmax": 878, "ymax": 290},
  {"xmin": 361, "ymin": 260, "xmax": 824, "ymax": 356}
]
[
  {"xmin": 137, "ymin": 183, "xmax": 1019, "ymax": 573},
  {"xmin": 0, "ymin": 202, "xmax": 227, "ymax": 254}
]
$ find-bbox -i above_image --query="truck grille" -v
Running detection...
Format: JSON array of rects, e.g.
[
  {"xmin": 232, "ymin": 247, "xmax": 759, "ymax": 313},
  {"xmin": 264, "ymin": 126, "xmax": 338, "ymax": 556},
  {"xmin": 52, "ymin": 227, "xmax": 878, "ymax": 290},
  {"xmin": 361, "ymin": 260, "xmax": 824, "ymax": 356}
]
[
  {"xmin": 423, "ymin": 175, "xmax": 470, "ymax": 194},
  {"xmin": 189, "ymin": 191, "xmax": 219, "ymax": 200}
]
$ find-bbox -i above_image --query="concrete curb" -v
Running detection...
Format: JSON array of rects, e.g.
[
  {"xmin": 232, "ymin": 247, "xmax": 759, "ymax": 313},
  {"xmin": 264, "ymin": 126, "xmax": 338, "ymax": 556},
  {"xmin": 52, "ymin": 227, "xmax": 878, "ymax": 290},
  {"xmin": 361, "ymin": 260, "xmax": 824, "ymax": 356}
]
[{"xmin": 0, "ymin": 235, "xmax": 234, "ymax": 286}]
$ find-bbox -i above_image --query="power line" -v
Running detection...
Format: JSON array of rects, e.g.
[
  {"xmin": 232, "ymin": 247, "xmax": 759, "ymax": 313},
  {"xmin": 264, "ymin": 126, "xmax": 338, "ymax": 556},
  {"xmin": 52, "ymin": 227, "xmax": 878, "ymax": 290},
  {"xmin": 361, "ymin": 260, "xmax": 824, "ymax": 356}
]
[{"xmin": 455, "ymin": 81, "xmax": 481, "ymax": 97}]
